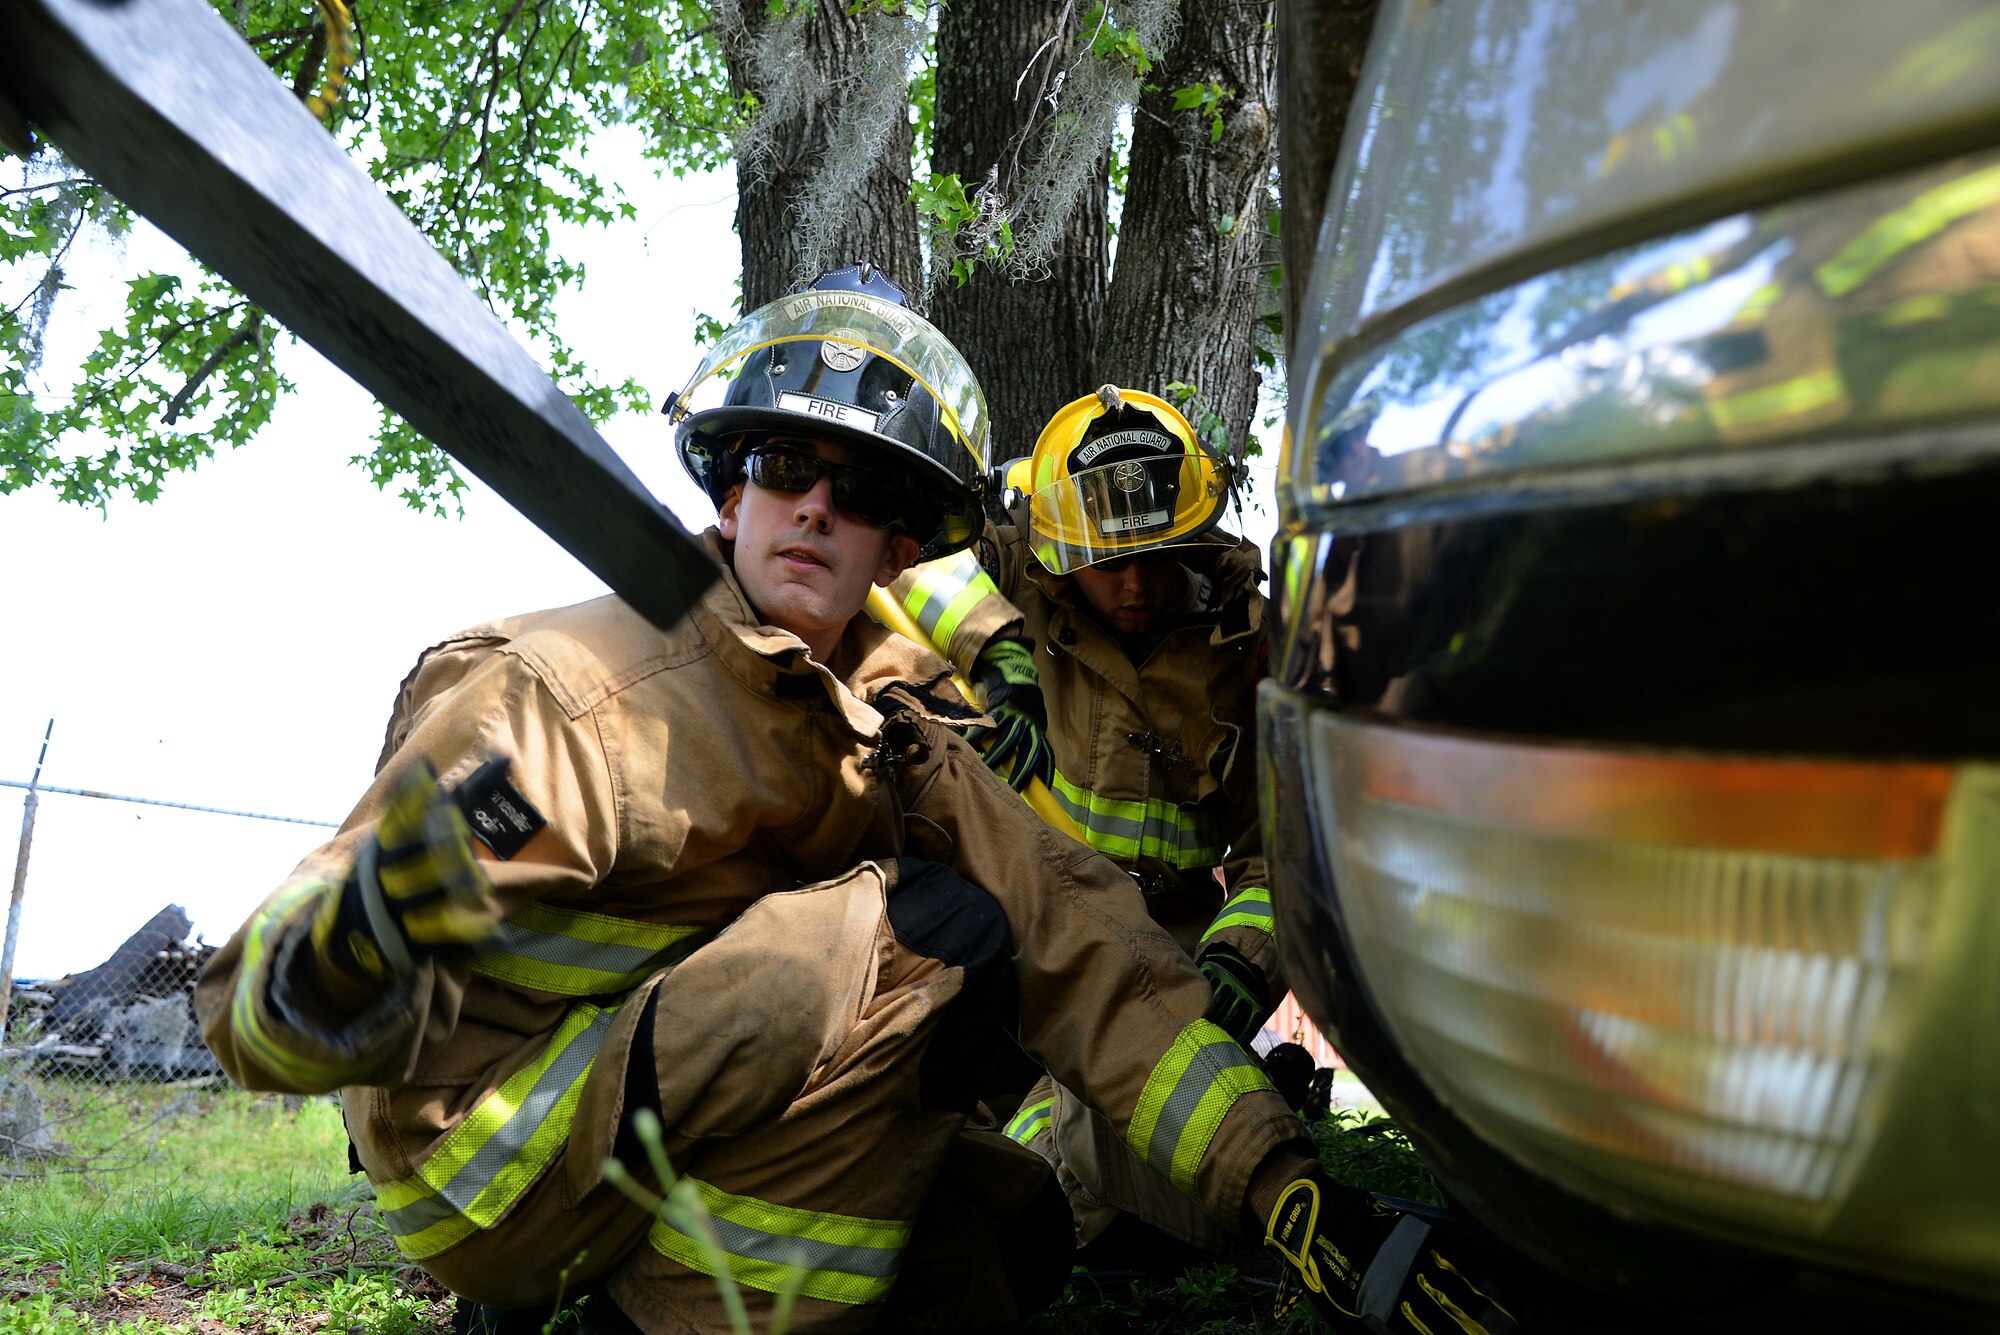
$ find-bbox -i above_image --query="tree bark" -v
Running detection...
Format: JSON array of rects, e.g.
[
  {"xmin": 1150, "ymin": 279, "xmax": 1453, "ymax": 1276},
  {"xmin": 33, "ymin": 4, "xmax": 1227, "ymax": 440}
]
[
  {"xmin": 1100, "ymin": 0, "xmax": 1279, "ymax": 462},
  {"xmin": 927, "ymin": 1, "xmax": 1109, "ymax": 465},
  {"xmin": 1276, "ymin": 0, "xmax": 1382, "ymax": 364},
  {"xmin": 719, "ymin": 1, "xmax": 924, "ymax": 310}
]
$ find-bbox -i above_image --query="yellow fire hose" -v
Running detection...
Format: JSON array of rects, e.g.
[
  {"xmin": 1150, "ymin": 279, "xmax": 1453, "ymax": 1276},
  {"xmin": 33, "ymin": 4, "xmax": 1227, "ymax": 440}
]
[
  {"xmin": 306, "ymin": 0, "xmax": 356, "ymax": 120},
  {"xmin": 865, "ymin": 586, "xmax": 1087, "ymax": 844}
]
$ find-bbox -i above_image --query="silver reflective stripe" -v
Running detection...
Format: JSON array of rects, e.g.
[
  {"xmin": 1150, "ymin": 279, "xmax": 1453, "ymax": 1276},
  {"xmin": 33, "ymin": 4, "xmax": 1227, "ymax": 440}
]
[
  {"xmin": 705, "ymin": 1213, "xmax": 904, "ymax": 1280},
  {"xmin": 900, "ymin": 550, "xmax": 991, "ymax": 648},
  {"xmin": 473, "ymin": 903, "xmax": 713, "ymax": 995},
  {"xmin": 648, "ymin": 1179, "xmax": 914, "ymax": 1305},
  {"xmin": 1144, "ymin": 1031, "xmax": 1268, "ymax": 1190},
  {"xmin": 1048, "ymin": 771, "xmax": 1226, "ymax": 868},
  {"xmin": 1152, "ymin": 1039, "xmax": 1256, "ymax": 1167},
  {"xmin": 1357, "ymin": 1214, "xmax": 1432, "ymax": 1324},
  {"xmin": 380, "ymin": 1006, "xmax": 613, "ymax": 1242},
  {"xmin": 1202, "ymin": 887, "xmax": 1274, "ymax": 943},
  {"xmin": 1004, "ymin": 1096, "xmax": 1054, "ymax": 1145}
]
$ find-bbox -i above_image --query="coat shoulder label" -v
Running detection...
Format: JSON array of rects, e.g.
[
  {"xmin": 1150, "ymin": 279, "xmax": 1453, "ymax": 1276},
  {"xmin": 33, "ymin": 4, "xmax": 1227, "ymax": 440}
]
[{"xmin": 452, "ymin": 758, "xmax": 547, "ymax": 860}]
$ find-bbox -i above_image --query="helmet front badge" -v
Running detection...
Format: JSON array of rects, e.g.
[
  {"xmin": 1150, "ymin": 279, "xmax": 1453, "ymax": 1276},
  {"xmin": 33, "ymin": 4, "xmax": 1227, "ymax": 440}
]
[{"xmin": 820, "ymin": 340, "xmax": 868, "ymax": 372}]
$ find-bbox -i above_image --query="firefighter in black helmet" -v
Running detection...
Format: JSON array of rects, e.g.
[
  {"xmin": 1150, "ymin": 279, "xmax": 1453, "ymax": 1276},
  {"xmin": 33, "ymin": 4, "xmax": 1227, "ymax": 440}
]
[{"xmin": 669, "ymin": 262, "xmax": 989, "ymax": 563}]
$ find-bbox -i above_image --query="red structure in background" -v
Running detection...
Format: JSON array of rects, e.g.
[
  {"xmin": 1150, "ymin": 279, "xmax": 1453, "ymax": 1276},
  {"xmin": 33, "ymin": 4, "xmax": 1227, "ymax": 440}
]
[{"xmin": 1265, "ymin": 992, "xmax": 1343, "ymax": 1070}]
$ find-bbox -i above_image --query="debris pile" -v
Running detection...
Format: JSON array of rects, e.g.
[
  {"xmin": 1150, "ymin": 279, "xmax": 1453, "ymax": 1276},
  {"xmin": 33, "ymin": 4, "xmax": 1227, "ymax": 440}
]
[{"xmin": 3, "ymin": 904, "xmax": 222, "ymax": 1081}]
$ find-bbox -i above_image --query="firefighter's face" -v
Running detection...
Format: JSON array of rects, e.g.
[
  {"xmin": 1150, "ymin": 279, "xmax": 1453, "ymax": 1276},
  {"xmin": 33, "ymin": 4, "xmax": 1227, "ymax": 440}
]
[
  {"xmin": 1070, "ymin": 550, "xmax": 1185, "ymax": 636},
  {"xmin": 719, "ymin": 438, "xmax": 919, "ymax": 657}
]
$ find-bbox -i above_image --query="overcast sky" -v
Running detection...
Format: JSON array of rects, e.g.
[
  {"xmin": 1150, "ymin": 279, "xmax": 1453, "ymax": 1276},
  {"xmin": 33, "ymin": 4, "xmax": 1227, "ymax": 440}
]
[{"xmin": 1, "ymin": 127, "xmax": 1280, "ymax": 981}]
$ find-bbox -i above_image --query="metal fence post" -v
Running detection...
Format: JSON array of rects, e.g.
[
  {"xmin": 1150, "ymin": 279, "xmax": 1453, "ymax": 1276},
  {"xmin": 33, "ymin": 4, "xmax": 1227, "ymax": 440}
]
[{"xmin": 1, "ymin": 719, "xmax": 53, "ymax": 1044}]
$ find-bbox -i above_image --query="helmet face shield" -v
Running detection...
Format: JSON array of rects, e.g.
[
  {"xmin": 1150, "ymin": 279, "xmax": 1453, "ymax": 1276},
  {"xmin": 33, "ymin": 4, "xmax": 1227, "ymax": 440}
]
[
  {"xmin": 671, "ymin": 290, "xmax": 989, "ymax": 472},
  {"xmin": 1029, "ymin": 452, "xmax": 1229, "ymax": 574},
  {"xmin": 671, "ymin": 288, "xmax": 990, "ymax": 560},
  {"xmin": 1023, "ymin": 386, "xmax": 1232, "ymax": 574}
]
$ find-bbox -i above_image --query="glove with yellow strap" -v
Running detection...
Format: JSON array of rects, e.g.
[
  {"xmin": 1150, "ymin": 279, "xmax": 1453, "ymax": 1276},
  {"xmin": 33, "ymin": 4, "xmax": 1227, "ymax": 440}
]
[
  {"xmin": 967, "ymin": 636, "xmax": 1054, "ymax": 792},
  {"xmin": 311, "ymin": 759, "xmax": 506, "ymax": 981},
  {"xmin": 1266, "ymin": 1170, "xmax": 1518, "ymax": 1335}
]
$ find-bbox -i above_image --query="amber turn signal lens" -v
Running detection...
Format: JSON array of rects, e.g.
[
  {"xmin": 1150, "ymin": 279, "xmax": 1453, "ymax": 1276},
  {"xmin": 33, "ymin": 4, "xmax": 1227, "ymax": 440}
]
[{"xmin": 1312, "ymin": 713, "xmax": 2000, "ymax": 1299}]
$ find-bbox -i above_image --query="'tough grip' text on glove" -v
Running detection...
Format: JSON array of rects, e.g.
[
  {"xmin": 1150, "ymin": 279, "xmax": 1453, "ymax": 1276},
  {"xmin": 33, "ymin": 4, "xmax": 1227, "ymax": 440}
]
[{"xmin": 1266, "ymin": 1171, "xmax": 1518, "ymax": 1335}]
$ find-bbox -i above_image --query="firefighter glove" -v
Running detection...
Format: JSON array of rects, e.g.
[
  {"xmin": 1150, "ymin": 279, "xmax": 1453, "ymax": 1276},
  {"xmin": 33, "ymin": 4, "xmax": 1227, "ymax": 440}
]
[
  {"xmin": 1265, "ymin": 1171, "xmax": 1518, "ymax": 1335},
  {"xmin": 1199, "ymin": 944, "xmax": 1270, "ymax": 1049},
  {"xmin": 967, "ymin": 636, "xmax": 1053, "ymax": 792},
  {"xmin": 313, "ymin": 759, "xmax": 504, "ymax": 981}
]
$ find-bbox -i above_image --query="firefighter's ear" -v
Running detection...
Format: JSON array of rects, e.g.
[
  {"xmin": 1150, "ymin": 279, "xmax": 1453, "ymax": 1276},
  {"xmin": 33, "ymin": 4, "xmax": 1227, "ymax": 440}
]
[
  {"xmin": 875, "ymin": 530, "xmax": 921, "ymax": 586},
  {"xmin": 717, "ymin": 483, "xmax": 744, "ymax": 540}
]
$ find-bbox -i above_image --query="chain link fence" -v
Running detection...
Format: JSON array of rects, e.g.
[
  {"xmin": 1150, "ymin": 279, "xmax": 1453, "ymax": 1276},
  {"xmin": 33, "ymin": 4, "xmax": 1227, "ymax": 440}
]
[
  {"xmin": 2, "ymin": 904, "xmax": 228, "ymax": 1180},
  {"xmin": 0, "ymin": 729, "xmax": 337, "ymax": 1184}
]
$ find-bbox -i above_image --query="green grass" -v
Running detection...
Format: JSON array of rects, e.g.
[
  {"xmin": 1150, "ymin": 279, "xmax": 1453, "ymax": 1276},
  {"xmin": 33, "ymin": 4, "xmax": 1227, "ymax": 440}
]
[
  {"xmin": 2, "ymin": 1081, "xmax": 354, "ymax": 1273},
  {"xmin": 1311, "ymin": 1105, "xmax": 1446, "ymax": 1209},
  {"xmin": 0, "ymin": 1076, "xmax": 440, "ymax": 1334},
  {"xmin": 0, "ymin": 1074, "xmax": 1441, "ymax": 1334}
]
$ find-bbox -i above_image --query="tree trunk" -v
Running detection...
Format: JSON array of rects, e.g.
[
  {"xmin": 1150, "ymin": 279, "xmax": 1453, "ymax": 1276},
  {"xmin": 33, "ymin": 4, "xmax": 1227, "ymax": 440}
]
[
  {"xmin": 719, "ymin": 1, "xmax": 924, "ymax": 310},
  {"xmin": 1276, "ymin": 0, "xmax": 1382, "ymax": 364},
  {"xmin": 1100, "ymin": 0, "xmax": 1278, "ymax": 463},
  {"xmin": 927, "ymin": 2, "xmax": 1109, "ymax": 466}
]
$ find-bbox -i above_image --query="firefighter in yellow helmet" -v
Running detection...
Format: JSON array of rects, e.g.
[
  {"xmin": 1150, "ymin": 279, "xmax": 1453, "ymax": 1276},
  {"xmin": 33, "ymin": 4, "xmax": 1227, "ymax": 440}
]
[
  {"xmin": 889, "ymin": 385, "xmax": 1287, "ymax": 1263},
  {"xmin": 193, "ymin": 276, "xmax": 1513, "ymax": 1335}
]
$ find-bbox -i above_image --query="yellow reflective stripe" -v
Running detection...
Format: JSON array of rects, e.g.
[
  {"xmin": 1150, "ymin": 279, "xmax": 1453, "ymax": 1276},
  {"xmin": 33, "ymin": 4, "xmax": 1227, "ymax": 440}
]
[
  {"xmin": 1004, "ymin": 1096, "xmax": 1055, "ymax": 1145},
  {"xmin": 647, "ymin": 1178, "xmax": 911, "ymax": 1306},
  {"xmin": 1732, "ymin": 279, "xmax": 1785, "ymax": 323},
  {"xmin": 1662, "ymin": 255, "xmax": 1712, "ymax": 292},
  {"xmin": 898, "ymin": 550, "xmax": 997, "ymax": 652},
  {"xmin": 472, "ymin": 901, "xmax": 711, "ymax": 996},
  {"xmin": 1709, "ymin": 368, "xmax": 1845, "ymax": 430},
  {"xmin": 1126, "ymin": 1019, "xmax": 1275, "ymax": 1194},
  {"xmin": 1815, "ymin": 161, "xmax": 2000, "ymax": 298},
  {"xmin": 1048, "ymin": 769, "xmax": 1227, "ymax": 868},
  {"xmin": 1650, "ymin": 112, "xmax": 1693, "ymax": 162},
  {"xmin": 382, "ymin": 1189, "xmax": 479, "ymax": 1261},
  {"xmin": 230, "ymin": 879, "xmax": 369, "ymax": 1088},
  {"xmin": 1202, "ymin": 886, "xmax": 1273, "ymax": 943},
  {"xmin": 379, "ymin": 1004, "xmax": 613, "ymax": 1259},
  {"xmin": 1880, "ymin": 292, "xmax": 1953, "ymax": 327}
]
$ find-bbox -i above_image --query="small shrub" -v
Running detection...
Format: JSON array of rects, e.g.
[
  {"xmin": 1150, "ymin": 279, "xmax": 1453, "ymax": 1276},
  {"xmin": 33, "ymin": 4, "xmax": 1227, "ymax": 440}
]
[
  {"xmin": 0, "ymin": 1295, "xmax": 94, "ymax": 1335},
  {"xmin": 1311, "ymin": 1106, "xmax": 1445, "ymax": 1207}
]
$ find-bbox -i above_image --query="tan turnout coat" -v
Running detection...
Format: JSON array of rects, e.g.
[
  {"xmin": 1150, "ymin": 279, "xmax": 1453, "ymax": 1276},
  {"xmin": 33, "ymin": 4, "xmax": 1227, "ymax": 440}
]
[
  {"xmin": 888, "ymin": 526, "xmax": 1282, "ymax": 1250},
  {"xmin": 195, "ymin": 530, "xmax": 1305, "ymax": 1313},
  {"xmin": 889, "ymin": 526, "xmax": 1277, "ymax": 983}
]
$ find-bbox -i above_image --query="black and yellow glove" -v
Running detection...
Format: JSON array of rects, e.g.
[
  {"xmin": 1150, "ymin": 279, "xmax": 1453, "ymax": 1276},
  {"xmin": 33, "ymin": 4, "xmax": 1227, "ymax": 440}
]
[
  {"xmin": 1199, "ymin": 944, "xmax": 1271, "ymax": 1050},
  {"xmin": 1266, "ymin": 1172, "xmax": 1518, "ymax": 1335},
  {"xmin": 312, "ymin": 759, "xmax": 505, "ymax": 981},
  {"xmin": 967, "ymin": 636, "xmax": 1053, "ymax": 792}
]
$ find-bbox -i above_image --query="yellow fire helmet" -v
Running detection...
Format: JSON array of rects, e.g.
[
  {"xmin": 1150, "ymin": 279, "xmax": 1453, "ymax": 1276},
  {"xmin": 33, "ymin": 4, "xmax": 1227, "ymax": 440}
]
[{"xmin": 1024, "ymin": 386, "xmax": 1231, "ymax": 574}]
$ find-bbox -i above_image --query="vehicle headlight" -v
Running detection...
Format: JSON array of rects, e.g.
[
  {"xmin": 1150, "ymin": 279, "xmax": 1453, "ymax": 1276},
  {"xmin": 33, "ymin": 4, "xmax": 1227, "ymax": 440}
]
[{"xmin": 1311, "ymin": 711, "xmax": 2000, "ymax": 1298}]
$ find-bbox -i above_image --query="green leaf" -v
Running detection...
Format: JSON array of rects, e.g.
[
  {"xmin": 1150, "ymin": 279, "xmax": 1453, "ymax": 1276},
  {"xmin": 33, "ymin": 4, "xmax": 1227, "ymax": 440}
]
[{"xmin": 5, "ymin": 0, "xmax": 730, "ymax": 513}]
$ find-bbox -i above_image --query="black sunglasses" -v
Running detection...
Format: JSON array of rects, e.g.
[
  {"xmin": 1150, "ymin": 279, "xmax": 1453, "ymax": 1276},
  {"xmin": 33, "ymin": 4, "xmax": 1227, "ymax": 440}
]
[{"xmin": 743, "ymin": 445, "xmax": 906, "ymax": 529}]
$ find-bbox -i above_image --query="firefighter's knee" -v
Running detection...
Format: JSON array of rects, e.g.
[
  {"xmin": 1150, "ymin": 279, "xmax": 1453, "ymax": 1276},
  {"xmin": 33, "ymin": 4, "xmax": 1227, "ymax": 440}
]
[{"xmin": 635, "ymin": 867, "xmax": 887, "ymax": 1136}]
